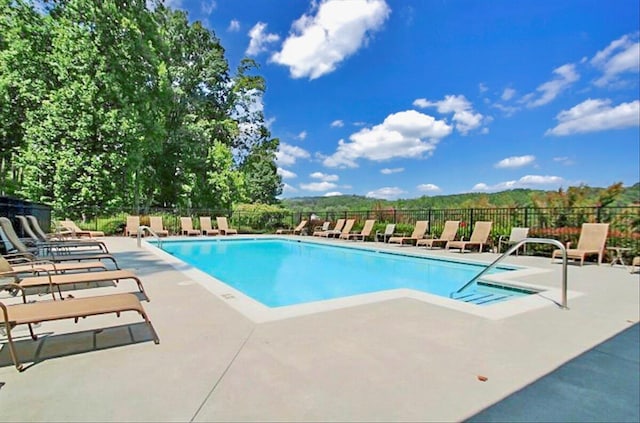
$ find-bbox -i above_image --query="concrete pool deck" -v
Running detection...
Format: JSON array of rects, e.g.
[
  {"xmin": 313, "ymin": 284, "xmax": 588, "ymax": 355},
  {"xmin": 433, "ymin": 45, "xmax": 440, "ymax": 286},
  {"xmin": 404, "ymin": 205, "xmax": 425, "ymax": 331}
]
[{"xmin": 0, "ymin": 235, "xmax": 638, "ymax": 422}]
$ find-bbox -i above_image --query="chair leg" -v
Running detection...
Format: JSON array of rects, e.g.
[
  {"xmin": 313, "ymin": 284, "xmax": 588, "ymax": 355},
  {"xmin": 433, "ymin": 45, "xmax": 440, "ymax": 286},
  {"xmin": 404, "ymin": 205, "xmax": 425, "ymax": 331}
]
[{"xmin": 4, "ymin": 323, "xmax": 24, "ymax": 371}]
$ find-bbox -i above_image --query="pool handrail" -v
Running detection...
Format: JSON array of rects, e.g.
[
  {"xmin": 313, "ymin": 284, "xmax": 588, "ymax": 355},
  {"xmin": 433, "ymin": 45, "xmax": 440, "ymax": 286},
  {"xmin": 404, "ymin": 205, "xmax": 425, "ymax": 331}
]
[
  {"xmin": 137, "ymin": 225, "xmax": 163, "ymax": 250},
  {"xmin": 452, "ymin": 238, "xmax": 568, "ymax": 309}
]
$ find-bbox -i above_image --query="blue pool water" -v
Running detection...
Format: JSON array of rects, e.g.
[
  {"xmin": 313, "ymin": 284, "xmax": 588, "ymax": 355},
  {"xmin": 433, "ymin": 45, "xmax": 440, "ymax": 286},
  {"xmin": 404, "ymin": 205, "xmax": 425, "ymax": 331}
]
[{"xmin": 157, "ymin": 238, "xmax": 531, "ymax": 307}]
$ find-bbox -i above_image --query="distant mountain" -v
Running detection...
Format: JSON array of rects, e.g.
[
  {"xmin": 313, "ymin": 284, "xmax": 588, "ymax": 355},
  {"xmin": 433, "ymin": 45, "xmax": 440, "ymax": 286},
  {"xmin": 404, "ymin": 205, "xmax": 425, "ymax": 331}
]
[{"xmin": 280, "ymin": 183, "xmax": 640, "ymax": 211}]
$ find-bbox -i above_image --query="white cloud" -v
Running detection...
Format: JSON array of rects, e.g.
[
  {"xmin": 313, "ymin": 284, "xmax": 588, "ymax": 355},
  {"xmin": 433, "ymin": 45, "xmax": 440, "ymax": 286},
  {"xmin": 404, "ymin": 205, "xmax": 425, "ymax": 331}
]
[
  {"xmin": 472, "ymin": 183, "xmax": 490, "ymax": 191},
  {"xmin": 270, "ymin": 0, "xmax": 391, "ymax": 79},
  {"xmin": 297, "ymin": 131, "xmax": 307, "ymax": 140},
  {"xmin": 282, "ymin": 183, "xmax": 298, "ymax": 194},
  {"xmin": 553, "ymin": 156, "xmax": 575, "ymax": 166},
  {"xmin": 492, "ymin": 103, "xmax": 520, "ymax": 117},
  {"xmin": 310, "ymin": 172, "xmax": 339, "ymax": 182},
  {"xmin": 201, "ymin": 1, "xmax": 216, "ymax": 15},
  {"xmin": 380, "ymin": 167, "xmax": 404, "ymax": 174},
  {"xmin": 163, "ymin": 0, "xmax": 183, "ymax": 7},
  {"xmin": 478, "ymin": 83, "xmax": 488, "ymax": 93},
  {"xmin": 330, "ymin": 120, "xmax": 344, "ymax": 128},
  {"xmin": 591, "ymin": 33, "xmax": 640, "ymax": 87},
  {"xmin": 323, "ymin": 110, "xmax": 452, "ymax": 168},
  {"xmin": 246, "ymin": 22, "xmax": 280, "ymax": 56},
  {"xmin": 501, "ymin": 88, "xmax": 516, "ymax": 101},
  {"xmin": 277, "ymin": 168, "xmax": 297, "ymax": 179},
  {"xmin": 299, "ymin": 181, "xmax": 338, "ymax": 191},
  {"xmin": 417, "ymin": 183, "xmax": 441, "ymax": 192},
  {"xmin": 228, "ymin": 19, "xmax": 240, "ymax": 32},
  {"xmin": 495, "ymin": 155, "xmax": 536, "ymax": 169},
  {"xmin": 546, "ymin": 98, "xmax": 640, "ymax": 136},
  {"xmin": 472, "ymin": 175, "xmax": 564, "ymax": 192},
  {"xmin": 524, "ymin": 64, "xmax": 579, "ymax": 108},
  {"xmin": 413, "ymin": 95, "xmax": 485, "ymax": 134},
  {"xmin": 365, "ymin": 187, "xmax": 406, "ymax": 200},
  {"xmin": 276, "ymin": 143, "xmax": 311, "ymax": 166},
  {"xmin": 324, "ymin": 191, "xmax": 343, "ymax": 197}
]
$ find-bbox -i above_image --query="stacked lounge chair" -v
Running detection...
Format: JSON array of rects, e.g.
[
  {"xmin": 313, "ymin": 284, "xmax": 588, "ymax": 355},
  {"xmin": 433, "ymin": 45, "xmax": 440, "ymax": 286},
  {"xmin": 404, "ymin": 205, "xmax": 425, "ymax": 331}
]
[{"xmin": 0, "ymin": 217, "xmax": 119, "ymax": 269}]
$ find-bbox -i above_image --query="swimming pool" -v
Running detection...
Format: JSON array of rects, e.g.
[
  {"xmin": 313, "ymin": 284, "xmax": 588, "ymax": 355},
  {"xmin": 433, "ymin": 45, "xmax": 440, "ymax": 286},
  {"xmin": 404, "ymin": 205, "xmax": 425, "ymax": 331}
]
[{"xmin": 156, "ymin": 238, "xmax": 534, "ymax": 308}]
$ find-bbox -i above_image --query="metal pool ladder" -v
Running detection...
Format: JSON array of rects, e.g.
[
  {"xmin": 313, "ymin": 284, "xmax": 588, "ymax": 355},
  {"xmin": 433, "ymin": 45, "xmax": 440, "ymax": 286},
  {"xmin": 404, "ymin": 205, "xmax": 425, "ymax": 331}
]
[
  {"xmin": 452, "ymin": 238, "xmax": 569, "ymax": 309},
  {"xmin": 137, "ymin": 225, "xmax": 163, "ymax": 250}
]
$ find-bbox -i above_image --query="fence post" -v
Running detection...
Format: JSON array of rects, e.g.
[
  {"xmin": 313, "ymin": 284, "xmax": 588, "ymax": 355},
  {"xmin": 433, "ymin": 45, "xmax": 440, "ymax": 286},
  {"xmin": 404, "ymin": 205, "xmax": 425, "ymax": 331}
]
[
  {"xmin": 596, "ymin": 206, "xmax": 601, "ymax": 223},
  {"xmin": 393, "ymin": 208, "xmax": 397, "ymax": 224}
]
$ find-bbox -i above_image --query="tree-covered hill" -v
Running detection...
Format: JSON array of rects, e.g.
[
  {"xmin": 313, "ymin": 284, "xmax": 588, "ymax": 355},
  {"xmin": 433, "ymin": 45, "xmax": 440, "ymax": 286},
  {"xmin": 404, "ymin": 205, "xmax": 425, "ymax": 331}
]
[{"xmin": 281, "ymin": 183, "xmax": 640, "ymax": 211}]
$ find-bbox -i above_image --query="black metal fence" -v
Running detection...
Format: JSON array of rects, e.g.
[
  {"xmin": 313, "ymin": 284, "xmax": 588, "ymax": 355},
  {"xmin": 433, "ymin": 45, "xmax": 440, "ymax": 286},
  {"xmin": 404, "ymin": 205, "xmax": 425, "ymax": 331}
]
[
  {"xmin": 49, "ymin": 205, "xmax": 639, "ymax": 258},
  {"xmin": 4, "ymin": 201, "xmax": 637, "ymax": 259}
]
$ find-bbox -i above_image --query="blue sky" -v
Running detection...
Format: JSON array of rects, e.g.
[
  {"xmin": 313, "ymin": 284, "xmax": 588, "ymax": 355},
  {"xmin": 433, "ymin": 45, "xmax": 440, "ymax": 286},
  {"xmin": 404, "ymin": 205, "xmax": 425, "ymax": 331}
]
[{"xmin": 173, "ymin": 0, "xmax": 639, "ymax": 200}]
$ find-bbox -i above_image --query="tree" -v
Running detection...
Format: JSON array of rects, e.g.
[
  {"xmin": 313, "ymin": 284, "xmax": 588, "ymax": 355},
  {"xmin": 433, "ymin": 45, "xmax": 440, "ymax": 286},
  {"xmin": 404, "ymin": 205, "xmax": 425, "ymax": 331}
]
[{"xmin": 241, "ymin": 135, "xmax": 282, "ymax": 204}]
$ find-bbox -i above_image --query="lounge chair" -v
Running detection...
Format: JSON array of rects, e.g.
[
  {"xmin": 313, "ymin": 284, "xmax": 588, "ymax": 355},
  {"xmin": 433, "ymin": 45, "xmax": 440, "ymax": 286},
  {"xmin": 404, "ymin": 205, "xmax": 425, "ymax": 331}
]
[
  {"xmin": 180, "ymin": 217, "xmax": 200, "ymax": 236},
  {"xmin": 9, "ymin": 258, "xmax": 107, "ymax": 275},
  {"xmin": 388, "ymin": 221, "xmax": 429, "ymax": 245},
  {"xmin": 125, "ymin": 216, "xmax": 141, "ymax": 237},
  {"xmin": 446, "ymin": 221, "xmax": 493, "ymax": 253},
  {"xmin": 58, "ymin": 219, "xmax": 105, "ymax": 238},
  {"xmin": 416, "ymin": 221, "xmax": 460, "ymax": 249},
  {"xmin": 375, "ymin": 224, "xmax": 396, "ymax": 243},
  {"xmin": 199, "ymin": 217, "xmax": 220, "ymax": 236},
  {"xmin": 26, "ymin": 215, "xmax": 72, "ymax": 240},
  {"xmin": 1, "ymin": 255, "xmax": 147, "ymax": 300},
  {"xmin": 551, "ymin": 223, "xmax": 609, "ymax": 266},
  {"xmin": 631, "ymin": 256, "xmax": 640, "ymax": 274},
  {"xmin": 497, "ymin": 227, "xmax": 530, "ymax": 255},
  {"xmin": 332, "ymin": 219, "xmax": 355, "ymax": 239},
  {"xmin": 276, "ymin": 220, "xmax": 308, "ymax": 235},
  {"xmin": 149, "ymin": 216, "xmax": 169, "ymax": 237},
  {"xmin": 0, "ymin": 285, "xmax": 159, "ymax": 371},
  {"xmin": 16, "ymin": 215, "xmax": 108, "ymax": 253},
  {"xmin": 315, "ymin": 219, "xmax": 345, "ymax": 237},
  {"xmin": 342, "ymin": 219, "xmax": 376, "ymax": 241},
  {"xmin": 216, "ymin": 217, "xmax": 238, "ymax": 235},
  {"xmin": 0, "ymin": 218, "xmax": 120, "ymax": 269},
  {"xmin": 311, "ymin": 222, "xmax": 331, "ymax": 235}
]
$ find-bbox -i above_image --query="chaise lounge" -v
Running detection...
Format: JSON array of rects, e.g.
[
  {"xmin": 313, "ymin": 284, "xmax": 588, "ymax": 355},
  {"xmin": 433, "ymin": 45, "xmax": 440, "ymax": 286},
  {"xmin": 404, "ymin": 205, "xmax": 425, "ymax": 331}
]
[
  {"xmin": 342, "ymin": 219, "xmax": 376, "ymax": 241},
  {"xmin": 1, "ymin": 255, "xmax": 147, "ymax": 300},
  {"xmin": 216, "ymin": 217, "xmax": 238, "ymax": 235},
  {"xmin": 551, "ymin": 223, "xmax": 609, "ymax": 266},
  {"xmin": 446, "ymin": 221, "xmax": 492, "ymax": 253},
  {"xmin": 180, "ymin": 217, "xmax": 200, "ymax": 236},
  {"xmin": 276, "ymin": 220, "xmax": 308, "ymax": 235},
  {"xmin": 388, "ymin": 221, "xmax": 429, "ymax": 246},
  {"xmin": 416, "ymin": 220, "xmax": 460, "ymax": 249},
  {"xmin": 0, "ymin": 218, "xmax": 120, "ymax": 269},
  {"xmin": 0, "ymin": 284, "xmax": 159, "ymax": 371},
  {"xmin": 199, "ymin": 217, "xmax": 220, "ymax": 236},
  {"xmin": 58, "ymin": 219, "xmax": 105, "ymax": 238}
]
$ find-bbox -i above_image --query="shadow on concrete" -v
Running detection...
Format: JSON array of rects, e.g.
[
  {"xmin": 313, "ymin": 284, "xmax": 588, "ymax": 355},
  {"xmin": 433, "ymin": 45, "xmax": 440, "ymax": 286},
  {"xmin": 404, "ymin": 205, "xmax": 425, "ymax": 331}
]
[
  {"xmin": 0, "ymin": 322, "xmax": 157, "ymax": 372},
  {"xmin": 467, "ymin": 323, "xmax": 640, "ymax": 422}
]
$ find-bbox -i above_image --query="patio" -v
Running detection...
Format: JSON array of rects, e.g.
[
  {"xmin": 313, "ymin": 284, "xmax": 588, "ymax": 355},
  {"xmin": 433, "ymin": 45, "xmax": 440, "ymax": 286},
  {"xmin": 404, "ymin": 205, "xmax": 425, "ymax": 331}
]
[{"xmin": 0, "ymin": 236, "xmax": 638, "ymax": 422}]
